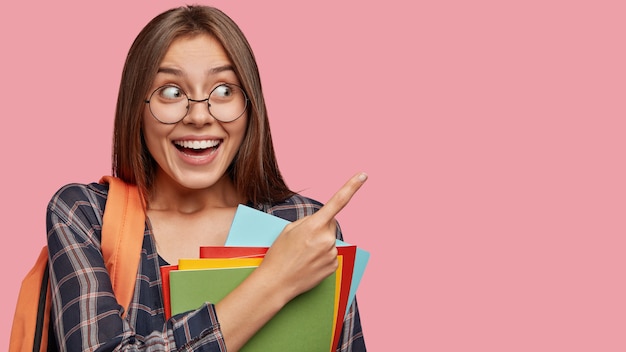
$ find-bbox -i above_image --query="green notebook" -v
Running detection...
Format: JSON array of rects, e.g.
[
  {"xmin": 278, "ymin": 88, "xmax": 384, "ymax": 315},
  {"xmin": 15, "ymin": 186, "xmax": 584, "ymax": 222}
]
[{"xmin": 169, "ymin": 266, "xmax": 336, "ymax": 352}]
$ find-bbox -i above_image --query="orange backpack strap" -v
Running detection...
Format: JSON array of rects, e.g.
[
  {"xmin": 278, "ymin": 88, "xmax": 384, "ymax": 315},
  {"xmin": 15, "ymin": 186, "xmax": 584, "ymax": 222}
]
[
  {"xmin": 9, "ymin": 247, "xmax": 52, "ymax": 352},
  {"xmin": 99, "ymin": 176, "xmax": 146, "ymax": 318}
]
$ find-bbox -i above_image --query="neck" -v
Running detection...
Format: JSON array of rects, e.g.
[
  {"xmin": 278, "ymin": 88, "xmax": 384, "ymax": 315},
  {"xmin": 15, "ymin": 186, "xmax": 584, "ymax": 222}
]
[{"xmin": 148, "ymin": 172, "xmax": 246, "ymax": 214}]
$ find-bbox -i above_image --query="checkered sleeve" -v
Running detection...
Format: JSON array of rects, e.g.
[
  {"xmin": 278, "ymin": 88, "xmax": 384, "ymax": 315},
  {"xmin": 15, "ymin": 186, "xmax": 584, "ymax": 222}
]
[{"xmin": 46, "ymin": 183, "xmax": 227, "ymax": 351}]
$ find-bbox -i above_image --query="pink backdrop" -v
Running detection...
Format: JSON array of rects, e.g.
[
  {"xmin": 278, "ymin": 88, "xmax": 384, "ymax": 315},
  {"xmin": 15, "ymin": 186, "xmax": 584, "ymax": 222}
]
[{"xmin": 2, "ymin": 0, "xmax": 625, "ymax": 350}]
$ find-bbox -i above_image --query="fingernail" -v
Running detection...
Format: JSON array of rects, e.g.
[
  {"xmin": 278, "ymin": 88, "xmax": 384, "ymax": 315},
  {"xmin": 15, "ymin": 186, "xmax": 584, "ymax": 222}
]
[{"xmin": 358, "ymin": 172, "xmax": 368, "ymax": 182}]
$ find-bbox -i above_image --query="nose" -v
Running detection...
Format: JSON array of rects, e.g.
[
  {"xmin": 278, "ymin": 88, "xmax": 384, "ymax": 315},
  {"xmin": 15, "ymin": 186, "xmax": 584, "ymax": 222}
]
[{"xmin": 183, "ymin": 97, "xmax": 215, "ymax": 126}]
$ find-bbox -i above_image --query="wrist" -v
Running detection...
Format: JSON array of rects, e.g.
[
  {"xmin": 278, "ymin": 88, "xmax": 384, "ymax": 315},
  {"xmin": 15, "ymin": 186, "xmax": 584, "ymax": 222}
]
[{"xmin": 250, "ymin": 264, "xmax": 294, "ymax": 307}]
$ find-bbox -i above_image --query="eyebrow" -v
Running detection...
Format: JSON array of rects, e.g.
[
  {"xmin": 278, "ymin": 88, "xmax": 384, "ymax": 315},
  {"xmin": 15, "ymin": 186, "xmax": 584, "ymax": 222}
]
[{"xmin": 156, "ymin": 65, "xmax": 235, "ymax": 77}]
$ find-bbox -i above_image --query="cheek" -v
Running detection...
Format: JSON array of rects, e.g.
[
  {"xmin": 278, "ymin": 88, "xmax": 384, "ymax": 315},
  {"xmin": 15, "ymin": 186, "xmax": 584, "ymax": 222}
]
[{"xmin": 229, "ymin": 117, "xmax": 248, "ymax": 145}]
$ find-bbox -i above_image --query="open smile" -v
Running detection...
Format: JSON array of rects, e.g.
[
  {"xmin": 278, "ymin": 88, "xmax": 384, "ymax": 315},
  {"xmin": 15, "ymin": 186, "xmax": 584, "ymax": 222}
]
[{"xmin": 173, "ymin": 139, "xmax": 222, "ymax": 157}]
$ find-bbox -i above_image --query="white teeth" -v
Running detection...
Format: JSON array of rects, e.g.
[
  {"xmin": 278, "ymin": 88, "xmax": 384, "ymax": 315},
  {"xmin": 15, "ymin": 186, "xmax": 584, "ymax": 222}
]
[{"xmin": 174, "ymin": 140, "xmax": 220, "ymax": 149}]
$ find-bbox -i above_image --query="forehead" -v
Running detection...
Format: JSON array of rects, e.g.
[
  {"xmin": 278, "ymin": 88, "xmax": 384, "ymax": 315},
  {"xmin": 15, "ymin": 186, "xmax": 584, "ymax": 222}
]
[{"xmin": 159, "ymin": 34, "xmax": 232, "ymax": 73}]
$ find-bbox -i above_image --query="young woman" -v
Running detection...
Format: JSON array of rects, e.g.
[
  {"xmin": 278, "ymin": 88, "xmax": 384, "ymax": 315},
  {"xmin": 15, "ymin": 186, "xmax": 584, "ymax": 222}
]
[{"xmin": 46, "ymin": 5, "xmax": 367, "ymax": 351}]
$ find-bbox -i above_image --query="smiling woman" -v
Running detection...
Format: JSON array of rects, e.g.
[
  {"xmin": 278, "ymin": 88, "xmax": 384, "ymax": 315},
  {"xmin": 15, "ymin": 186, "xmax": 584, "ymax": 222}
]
[{"xmin": 34, "ymin": 5, "xmax": 367, "ymax": 352}]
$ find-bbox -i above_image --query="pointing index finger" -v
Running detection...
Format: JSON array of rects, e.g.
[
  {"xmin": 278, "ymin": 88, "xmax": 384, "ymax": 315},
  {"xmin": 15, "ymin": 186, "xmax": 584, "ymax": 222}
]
[{"xmin": 315, "ymin": 172, "xmax": 368, "ymax": 222}]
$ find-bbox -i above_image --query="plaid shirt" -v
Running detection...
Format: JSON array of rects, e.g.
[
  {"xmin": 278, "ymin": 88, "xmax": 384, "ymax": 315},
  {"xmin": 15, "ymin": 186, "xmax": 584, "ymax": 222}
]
[{"xmin": 47, "ymin": 182, "xmax": 366, "ymax": 351}]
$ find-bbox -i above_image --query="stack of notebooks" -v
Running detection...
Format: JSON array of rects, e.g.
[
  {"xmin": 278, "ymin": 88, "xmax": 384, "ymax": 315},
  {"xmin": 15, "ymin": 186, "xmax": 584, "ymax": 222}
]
[{"xmin": 160, "ymin": 205, "xmax": 370, "ymax": 352}]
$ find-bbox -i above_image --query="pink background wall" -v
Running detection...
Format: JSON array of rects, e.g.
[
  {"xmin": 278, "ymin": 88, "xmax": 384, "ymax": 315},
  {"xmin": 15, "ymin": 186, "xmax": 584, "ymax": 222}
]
[{"xmin": 2, "ymin": 0, "xmax": 625, "ymax": 350}]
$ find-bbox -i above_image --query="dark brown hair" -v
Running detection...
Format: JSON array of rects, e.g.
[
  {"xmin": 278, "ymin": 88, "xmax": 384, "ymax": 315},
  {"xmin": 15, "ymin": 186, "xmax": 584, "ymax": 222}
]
[{"xmin": 112, "ymin": 5, "xmax": 293, "ymax": 205}]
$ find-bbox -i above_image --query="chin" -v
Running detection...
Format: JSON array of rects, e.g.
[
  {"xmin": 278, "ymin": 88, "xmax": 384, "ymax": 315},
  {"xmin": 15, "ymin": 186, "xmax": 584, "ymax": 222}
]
[{"xmin": 176, "ymin": 172, "xmax": 228, "ymax": 190}]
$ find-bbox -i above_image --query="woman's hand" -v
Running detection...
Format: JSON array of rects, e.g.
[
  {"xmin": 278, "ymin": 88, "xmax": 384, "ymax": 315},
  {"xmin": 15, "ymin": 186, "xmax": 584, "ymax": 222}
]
[
  {"xmin": 216, "ymin": 172, "xmax": 367, "ymax": 351},
  {"xmin": 260, "ymin": 172, "xmax": 368, "ymax": 301}
]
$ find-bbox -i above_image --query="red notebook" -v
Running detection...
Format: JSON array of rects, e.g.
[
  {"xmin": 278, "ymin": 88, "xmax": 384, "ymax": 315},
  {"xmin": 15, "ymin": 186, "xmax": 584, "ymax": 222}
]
[
  {"xmin": 332, "ymin": 246, "xmax": 356, "ymax": 350},
  {"xmin": 160, "ymin": 264, "xmax": 178, "ymax": 319},
  {"xmin": 162, "ymin": 245, "xmax": 355, "ymax": 351},
  {"xmin": 200, "ymin": 245, "xmax": 356, "ymax": 351},
  {"xmin": 199, "ymin": 246, "xmax": 268, "ymax": 258}
]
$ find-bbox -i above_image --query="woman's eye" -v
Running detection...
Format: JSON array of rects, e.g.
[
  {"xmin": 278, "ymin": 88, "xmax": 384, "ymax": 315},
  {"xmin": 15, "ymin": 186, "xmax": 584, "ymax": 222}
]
[
  {"xmin": 212, "ymin": 84, "xmax": 233, "ymax": 98},
  {"xmin": 158, "ymin": 86, "xmax": 184, "ymax": 100}
]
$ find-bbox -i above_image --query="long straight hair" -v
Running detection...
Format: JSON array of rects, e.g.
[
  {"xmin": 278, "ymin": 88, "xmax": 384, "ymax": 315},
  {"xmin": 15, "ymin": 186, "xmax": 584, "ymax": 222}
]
[{"xmin": 113, "ymin": 5, "xmax": 294, "ymax": 205}]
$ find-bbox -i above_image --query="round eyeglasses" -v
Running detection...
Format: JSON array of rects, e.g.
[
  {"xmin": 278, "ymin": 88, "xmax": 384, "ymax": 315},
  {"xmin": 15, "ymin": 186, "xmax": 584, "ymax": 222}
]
[{"xmin": 145, "ymin": 83, "xmax": 249, "ymax": 124}]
